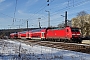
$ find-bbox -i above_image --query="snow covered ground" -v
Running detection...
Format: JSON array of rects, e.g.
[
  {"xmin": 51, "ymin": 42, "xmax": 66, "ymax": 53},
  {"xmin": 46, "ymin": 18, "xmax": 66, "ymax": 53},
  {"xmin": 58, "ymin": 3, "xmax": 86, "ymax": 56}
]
[{"xmin": 0, "ymin": 39, "xmax": 90, "ymax": 60}]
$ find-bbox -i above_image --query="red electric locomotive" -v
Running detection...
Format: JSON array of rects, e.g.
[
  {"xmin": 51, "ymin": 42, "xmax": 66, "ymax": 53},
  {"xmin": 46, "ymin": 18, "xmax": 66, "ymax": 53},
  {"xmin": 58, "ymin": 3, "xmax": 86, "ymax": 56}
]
[{"xmin": 46, "ymin": 26, "xmax": 81, "ymax": 43}]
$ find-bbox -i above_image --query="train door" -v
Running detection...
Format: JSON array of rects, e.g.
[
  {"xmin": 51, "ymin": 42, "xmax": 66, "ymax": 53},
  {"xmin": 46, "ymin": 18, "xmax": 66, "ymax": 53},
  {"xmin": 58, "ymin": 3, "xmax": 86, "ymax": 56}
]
[{"xmin": 41, "ymin": 32, "xmax": 45, "ymax": 40}]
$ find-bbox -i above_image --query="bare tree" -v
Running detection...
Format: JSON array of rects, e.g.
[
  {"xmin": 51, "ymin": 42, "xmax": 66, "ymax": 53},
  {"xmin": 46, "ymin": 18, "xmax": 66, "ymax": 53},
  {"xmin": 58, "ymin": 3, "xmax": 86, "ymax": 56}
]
[
  {"xmin": 84, "ymin": 22, "xmax": 89, "ymax": 36},
  {"xmin": 72, "ymin": 18, "xmax": 79, "ymax": 27},
  {"xmin": 77, "ymin": 11, "xmax": 88, "ymax": 37},
  {"xmin": 77, "ymin": 11, "xmax": 88, "ymax": 16},
  {"xmin": 72, "ymin": 11, "xmax": 89, "ymax": 37},
  {"xmin": 85, "ymin": 15, "xmax": 90, "ymax": 37}
]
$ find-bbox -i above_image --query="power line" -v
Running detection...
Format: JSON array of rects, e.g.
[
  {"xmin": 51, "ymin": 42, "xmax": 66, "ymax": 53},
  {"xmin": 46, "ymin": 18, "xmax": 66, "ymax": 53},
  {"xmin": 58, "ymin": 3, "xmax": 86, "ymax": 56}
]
[
  {"xmin": 11, "ymin": 0, "xmax": 54, "ymax": 28},
  {"xmin": 26, "ymin": 3, "xmax": 47, "ymax": 20},
  {"xmin": 0, "ymin": 12, "xmax": 14, "ymax": 18},
  {"xmin": 51, "ymin": 0, "xmax": 90, "ymax": 16},
  {"xmin": 1, "ymin": 0, "xmax": 89, "ymax": 28},
  {"xmin": 26, "ymin": 0, "xmax": 55, "ymax": 20},
  {"xmin": 36, "ymin": 0, "xmax": 90, "ymax": 27},
  {"xmin": 27, "ymin": 0, "xmax": 55, "ymax": 27},
  {"xmin": 18, "ymin": 0, "xmax": 90, "ymax": 28}
]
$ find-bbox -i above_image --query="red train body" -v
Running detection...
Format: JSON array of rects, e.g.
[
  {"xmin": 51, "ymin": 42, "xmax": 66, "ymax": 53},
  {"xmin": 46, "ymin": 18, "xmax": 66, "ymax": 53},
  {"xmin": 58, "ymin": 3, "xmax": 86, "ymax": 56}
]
[
  {"xmin": 30, "ymin": 29, "xmax": 46, "ymax": 39},
  {"xmin": 10, "ymin": 26, "xmax": 81, "ymax": 43},
  {"xmin": 10, "ymin": 33, "xmax": 18, "ymax": 39},
  {"xmin": 46, "ymin": 26, "xmax": 81, "ymax": 42},
  {"xmin": 18, "ymin": 31, "xmax": 26, "ymax": 39},
  {"xmin": 18, "ymin": 31, "xmax": 31, "ymax": 39}
]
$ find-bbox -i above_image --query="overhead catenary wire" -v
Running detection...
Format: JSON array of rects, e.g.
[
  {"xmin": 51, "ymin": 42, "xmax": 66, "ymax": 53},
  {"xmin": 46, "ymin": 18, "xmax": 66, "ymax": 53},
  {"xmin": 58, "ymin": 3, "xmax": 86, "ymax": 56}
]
[
  {"xmin": 27, "ymin": 0, "xmax": 55, "ymax": 27},
  {"xmin": 50, "ymin": 0, "xmax": 90, "ymax": 17},
  {"xmin": 22, "ymin": 1, "xmax": 49, "ymax": 28},
  {"xmin": 26, "ymin": 1, "xmax": 47, "ymax": 20},
  {"xmin": 26, "ymin": 0, "xmax": 55, "ymax": 20},
  {"xmin": 35, "ymin": 0, "xmax": 90, "ymax": 27},
  {"xmin": 0, "ymin": 12, "xmax": 14, "ymax": 19},
  {"xmin": 0, "ymin": 1, "xmax": 46, "ymax": 22},
  {"xmin": 30, "ymin": 0, "xmax": 70, "ymax": 26},
  {"xmin": 23, "ymin": 0, "xmax": 90, "ymax": 28},
  {"xmin": 0, "ymin": 0, "xmax": 54, "ymax": 25},
  {"xmin": 0, "ymin": 0, "xmax": 55, "ymax": 28},
  {"xmin": 0, "ymin": 0, "xmax": 90, "ymax": 28}
]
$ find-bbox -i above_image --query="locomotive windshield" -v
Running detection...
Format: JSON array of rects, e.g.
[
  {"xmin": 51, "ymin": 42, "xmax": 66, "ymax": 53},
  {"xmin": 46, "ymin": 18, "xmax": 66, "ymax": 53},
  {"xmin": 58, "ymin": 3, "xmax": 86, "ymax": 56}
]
[{"xmin": 71, "ymin": 28, "xmax": 79, "ymax": 32}]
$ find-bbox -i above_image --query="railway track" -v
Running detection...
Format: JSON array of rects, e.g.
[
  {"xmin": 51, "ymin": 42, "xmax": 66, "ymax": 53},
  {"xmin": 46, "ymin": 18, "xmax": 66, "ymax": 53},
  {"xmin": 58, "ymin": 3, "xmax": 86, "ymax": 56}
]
[{"xmin": 11, "ymin": 39, "xmax": 90, "ymax": 54}]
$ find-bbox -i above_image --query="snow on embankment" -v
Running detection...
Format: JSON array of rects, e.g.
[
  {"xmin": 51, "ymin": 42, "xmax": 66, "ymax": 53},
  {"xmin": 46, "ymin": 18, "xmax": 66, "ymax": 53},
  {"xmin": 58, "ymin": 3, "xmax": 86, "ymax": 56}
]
[{"xmin": 0, "ymin": 39, "xmax": 89, "ymax": 60}]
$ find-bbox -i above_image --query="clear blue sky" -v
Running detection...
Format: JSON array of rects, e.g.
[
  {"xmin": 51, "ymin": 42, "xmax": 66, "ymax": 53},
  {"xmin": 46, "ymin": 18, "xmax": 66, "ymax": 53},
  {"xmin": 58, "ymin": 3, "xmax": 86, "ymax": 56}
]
[{"xmin": 0, "ymin": 0, "xmax": 90, "ymax": 29}]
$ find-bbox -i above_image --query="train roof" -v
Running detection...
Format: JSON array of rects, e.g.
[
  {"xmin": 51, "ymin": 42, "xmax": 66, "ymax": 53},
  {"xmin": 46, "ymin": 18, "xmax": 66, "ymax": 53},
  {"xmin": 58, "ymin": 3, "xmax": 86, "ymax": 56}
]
[
  {"xmin": 47, "ymin": 26, "xmax": 80, "ymax": 30},
  {"xmin": 31, "ymin": 28, "xmax": 46, "ymax": 32},
  {"xmin": 10, "ymin": 33, "xmax": 17, "ymax": 34}
]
